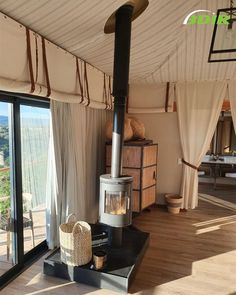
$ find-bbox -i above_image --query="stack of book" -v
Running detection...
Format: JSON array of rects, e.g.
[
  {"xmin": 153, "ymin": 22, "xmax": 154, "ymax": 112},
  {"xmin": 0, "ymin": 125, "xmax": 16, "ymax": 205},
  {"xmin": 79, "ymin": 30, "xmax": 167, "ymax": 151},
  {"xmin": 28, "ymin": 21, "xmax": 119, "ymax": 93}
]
[{"xmin": 91, "ymin": 225, "xmax": 108, "ymax": 247}]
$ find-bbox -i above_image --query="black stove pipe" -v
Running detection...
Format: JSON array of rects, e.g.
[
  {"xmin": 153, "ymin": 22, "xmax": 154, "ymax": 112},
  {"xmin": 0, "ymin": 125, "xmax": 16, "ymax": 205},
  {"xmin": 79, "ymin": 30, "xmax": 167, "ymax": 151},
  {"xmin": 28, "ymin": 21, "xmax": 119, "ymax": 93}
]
[
  {"xmin": 109, "ymin": 4, "xmax": 134, "ymax": 247},
  {"xmin": 111, "ymin": 4, "xmax": 133, "ymax": 178}
]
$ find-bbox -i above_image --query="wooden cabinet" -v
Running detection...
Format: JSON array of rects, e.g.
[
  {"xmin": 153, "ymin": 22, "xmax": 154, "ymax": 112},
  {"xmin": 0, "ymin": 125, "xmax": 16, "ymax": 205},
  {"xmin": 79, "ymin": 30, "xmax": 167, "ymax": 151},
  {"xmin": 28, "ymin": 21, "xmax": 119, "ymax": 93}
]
[{"xmin": 106, "ymin": 142, "xmax": 158, "ymax": 213}]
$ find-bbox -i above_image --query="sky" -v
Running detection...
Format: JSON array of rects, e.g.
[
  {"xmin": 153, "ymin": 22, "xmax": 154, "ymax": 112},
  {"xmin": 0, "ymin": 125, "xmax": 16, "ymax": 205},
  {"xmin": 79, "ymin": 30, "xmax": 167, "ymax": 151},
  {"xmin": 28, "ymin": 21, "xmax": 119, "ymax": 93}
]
[{"xmin": 0, "ymin": 102, "xmax": 8, "ymax": 116}]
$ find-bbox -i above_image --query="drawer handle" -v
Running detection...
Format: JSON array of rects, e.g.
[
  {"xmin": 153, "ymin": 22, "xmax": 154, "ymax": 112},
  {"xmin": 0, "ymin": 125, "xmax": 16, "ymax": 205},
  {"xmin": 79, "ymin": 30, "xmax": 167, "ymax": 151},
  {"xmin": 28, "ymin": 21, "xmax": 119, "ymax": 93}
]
[{"xmin": 153, "ymin": 171, "xmax": 156, "ymax": 180}]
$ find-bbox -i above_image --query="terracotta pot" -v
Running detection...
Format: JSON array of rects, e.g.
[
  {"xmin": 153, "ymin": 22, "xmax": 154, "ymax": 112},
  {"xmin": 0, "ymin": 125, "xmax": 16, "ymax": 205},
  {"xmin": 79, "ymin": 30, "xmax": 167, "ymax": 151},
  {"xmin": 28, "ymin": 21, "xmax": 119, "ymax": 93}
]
[
  {"xmin": 105, "ymin": 118, "xmax": 133, "ymax": 141},
  {"xmin": 165, "ymin": 194, "xmax": 183, "ymax": 214},
  {"xmin": 129, "ymin": 116, "xmax": 145, "ymax": 139}
]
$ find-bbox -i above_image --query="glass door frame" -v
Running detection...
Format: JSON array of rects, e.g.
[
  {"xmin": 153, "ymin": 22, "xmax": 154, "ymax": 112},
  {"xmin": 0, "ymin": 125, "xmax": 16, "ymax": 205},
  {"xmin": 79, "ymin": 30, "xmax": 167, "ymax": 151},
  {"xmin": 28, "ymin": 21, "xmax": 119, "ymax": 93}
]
[{"xmin": 0, "ymin": 92, "xmax": 49, "ymax": 289}]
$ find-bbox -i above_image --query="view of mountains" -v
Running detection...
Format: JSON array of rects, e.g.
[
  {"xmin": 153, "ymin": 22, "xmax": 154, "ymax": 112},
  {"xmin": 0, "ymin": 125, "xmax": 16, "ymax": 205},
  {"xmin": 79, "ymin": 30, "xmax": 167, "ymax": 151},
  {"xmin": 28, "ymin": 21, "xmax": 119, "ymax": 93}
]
[{"xmin": 0, "ymin": 115, "xmax": 49, "ymax": 127}]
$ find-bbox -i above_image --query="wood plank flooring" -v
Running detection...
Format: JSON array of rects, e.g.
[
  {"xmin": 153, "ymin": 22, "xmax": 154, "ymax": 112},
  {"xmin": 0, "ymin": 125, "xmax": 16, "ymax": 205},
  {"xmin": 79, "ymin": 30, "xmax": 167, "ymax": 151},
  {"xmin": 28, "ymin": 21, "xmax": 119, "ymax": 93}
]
[
  {"xmin": 199, "ymin": 183, "xmax": 236, "ymax": 204},
  {"xmin": 2, "ymin": 197, "xmax": 236, "ymax": 295}
]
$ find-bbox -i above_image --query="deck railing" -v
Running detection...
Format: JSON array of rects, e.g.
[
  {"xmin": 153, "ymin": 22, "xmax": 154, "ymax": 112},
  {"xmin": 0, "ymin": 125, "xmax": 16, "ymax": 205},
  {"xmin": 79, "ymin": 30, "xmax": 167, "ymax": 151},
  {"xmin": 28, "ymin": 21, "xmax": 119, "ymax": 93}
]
[
  {"xmin": 0, "ymin": 167, "xmax": 10, "ymax": 172},
  {"xmin": 0, "ymin": 167, "xmax": 10, "ymax": 215}
]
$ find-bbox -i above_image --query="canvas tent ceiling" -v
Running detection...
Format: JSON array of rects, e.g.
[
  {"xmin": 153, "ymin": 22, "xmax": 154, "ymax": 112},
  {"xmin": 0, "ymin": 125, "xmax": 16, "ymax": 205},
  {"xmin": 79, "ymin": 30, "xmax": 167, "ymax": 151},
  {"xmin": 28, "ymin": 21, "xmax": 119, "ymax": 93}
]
[{"xmin": 0, "ymin": 0, "xmax": 235, "ymax": 84}]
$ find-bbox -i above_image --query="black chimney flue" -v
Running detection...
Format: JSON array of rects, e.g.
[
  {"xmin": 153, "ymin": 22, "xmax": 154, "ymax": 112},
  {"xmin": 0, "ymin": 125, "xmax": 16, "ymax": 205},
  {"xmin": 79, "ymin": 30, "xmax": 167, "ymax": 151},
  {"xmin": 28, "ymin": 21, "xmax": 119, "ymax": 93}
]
[
  {"xmin": 100, "ymin": 1, "xmax": 148, "ymax": 248},
  {"xmin": 111, "ymin": 5, "xmax": 134, "ymax": 179},
  {"xmin": 112, "ymin": 5, "xmax": 133, "ymax": 98}
]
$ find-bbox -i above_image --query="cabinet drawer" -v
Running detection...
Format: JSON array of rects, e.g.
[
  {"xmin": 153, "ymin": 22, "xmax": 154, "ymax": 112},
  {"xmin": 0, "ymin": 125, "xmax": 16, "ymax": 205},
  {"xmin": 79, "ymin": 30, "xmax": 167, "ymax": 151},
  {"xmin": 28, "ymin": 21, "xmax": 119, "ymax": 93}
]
[
  {"xmin": 106, "ymin": 144, "xmax": 157, "ymax": 168},
  {"xmin": 142, "ymin": 166, "xmax": 157, "ymax": 189},
  {"xmin": 141, "ymin": 186, "xmax": 156, "ymax": 209},
  {"xmin": 106, "ymin": 167, "xmax": 140, "ymax": 190},
  {"xmin": 143, "ymin": 145, "xmax": 158, "ymax": 167},
  {"xmin": 106, "ymin": 145, "xmax": 142, "ymax": 168},
  {"xmin": 122, "ymin": 146, "xmax": 142, "ymax": 168}
]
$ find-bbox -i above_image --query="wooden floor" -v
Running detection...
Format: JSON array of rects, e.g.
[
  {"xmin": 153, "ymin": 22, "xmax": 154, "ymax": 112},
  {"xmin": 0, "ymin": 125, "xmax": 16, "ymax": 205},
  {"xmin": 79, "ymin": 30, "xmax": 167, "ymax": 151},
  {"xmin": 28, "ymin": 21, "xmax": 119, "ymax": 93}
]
[
  {"xmin": 2, "ymin": 197, "xmax": 236, "ymax": 295},
  {"xmin": 199, "ymin": 182, "xmax": 236, "ymax": 204}
]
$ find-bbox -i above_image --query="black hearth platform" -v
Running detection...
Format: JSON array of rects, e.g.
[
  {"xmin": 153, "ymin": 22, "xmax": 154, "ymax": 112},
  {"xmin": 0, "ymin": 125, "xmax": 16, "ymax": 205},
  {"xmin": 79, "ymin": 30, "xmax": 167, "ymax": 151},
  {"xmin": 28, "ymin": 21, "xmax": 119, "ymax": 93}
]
[{"xmin": 44, "ymin": 225, "xmax": 149, "ymax": 294}]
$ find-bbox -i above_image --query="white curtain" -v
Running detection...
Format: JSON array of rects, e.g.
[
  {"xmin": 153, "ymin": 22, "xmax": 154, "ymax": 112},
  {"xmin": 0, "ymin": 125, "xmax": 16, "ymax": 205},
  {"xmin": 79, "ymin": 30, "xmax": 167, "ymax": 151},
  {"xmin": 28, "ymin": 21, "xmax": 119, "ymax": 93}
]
[
  {"xmin": 46, "ymin": 101, "xmax": 111, "ymax": 248},
  {"xmin": 229, "ymin": 81, "xmax": 236, "ymax": 132},
  {"xmin": 176, "ymin": 81, "xmax": 227, "ymax": 209},
  {"xmin": 21, "ymin": 106, "xmax": 50, "ymax": 209}
]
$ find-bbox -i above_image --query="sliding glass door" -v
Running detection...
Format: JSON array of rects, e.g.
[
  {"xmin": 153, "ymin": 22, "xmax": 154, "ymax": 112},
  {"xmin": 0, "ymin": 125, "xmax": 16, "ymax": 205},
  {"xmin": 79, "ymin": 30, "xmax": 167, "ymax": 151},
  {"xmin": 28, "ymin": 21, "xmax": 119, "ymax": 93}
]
[
  {"xmin": 0, "ymin": 101, "xmax": 16, "ymax": 276},
  {"xmin": 20, "ymin": 105, "xmax": 50, "ymax": 253},
  {"xmin": 0, "ymin": 94, "xmax": 49, "ymax": 288}
]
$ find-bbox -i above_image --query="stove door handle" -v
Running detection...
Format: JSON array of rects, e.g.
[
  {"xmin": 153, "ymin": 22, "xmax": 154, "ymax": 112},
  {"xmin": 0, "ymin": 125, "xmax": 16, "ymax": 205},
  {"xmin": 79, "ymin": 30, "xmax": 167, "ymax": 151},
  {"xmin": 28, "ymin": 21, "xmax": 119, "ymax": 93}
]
[{"xmin": 126, "ymin": 195, "xmax": 130, "ymax": 210}]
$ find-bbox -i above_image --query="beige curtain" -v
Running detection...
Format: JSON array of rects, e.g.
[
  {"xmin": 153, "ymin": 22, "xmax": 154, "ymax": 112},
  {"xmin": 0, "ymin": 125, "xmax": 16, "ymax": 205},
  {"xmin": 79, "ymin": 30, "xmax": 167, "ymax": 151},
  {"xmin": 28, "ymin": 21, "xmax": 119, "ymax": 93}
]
[
  {"xmin": 176, "ymin": 81, "xmax": 227, "ymax": 209},
  {"xmin": 46, "ymin": 100, "xmax": 111, "ymax": 248},
  {"xmin": 229, "ymin": 81, "xmax": 236, "ymax": 132}
]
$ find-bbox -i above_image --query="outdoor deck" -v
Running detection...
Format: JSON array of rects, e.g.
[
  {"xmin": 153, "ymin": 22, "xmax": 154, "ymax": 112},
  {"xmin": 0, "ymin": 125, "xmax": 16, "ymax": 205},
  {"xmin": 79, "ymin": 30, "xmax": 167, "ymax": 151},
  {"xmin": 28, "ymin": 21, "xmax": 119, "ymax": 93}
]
[{"xmin": 0, "ymin": 209, "xmax": 46, "ymax": 276}]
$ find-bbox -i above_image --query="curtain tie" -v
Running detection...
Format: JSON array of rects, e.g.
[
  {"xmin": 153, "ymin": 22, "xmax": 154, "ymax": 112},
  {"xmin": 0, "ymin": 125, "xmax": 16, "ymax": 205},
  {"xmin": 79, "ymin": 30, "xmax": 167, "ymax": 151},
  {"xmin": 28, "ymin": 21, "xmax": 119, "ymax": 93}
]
[{"xmin": 182, "ymin": 159, "xmax": 199, "ymax": 171}]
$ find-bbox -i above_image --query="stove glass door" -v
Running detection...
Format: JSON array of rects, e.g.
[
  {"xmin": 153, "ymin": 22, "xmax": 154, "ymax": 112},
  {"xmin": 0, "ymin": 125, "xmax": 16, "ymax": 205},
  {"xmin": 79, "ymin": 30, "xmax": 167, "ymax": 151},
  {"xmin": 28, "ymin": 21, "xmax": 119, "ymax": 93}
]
[{"xmin": 104, "ymin": 191, "xmax": 129, "ymax": 215}]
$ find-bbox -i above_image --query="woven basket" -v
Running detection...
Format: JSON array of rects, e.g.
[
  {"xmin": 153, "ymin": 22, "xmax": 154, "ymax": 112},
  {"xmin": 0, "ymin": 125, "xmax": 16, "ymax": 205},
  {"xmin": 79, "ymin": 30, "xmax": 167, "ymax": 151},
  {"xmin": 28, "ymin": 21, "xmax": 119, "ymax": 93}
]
[{"xmin": 59, "ymin": 219, "xmax": 92, "ymax": 266}]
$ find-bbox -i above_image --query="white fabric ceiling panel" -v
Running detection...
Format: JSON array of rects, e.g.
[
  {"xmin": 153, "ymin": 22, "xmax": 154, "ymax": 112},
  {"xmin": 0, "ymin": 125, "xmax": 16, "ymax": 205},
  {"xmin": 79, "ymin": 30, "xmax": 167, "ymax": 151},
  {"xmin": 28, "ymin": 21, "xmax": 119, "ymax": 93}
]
[
  {"xmin": 146, "ymin": 0, "xmax": 236, "ymax": 84},
  {"xmin": 0, "ymin": 0, "xmax": 235, "ymax": 83}
]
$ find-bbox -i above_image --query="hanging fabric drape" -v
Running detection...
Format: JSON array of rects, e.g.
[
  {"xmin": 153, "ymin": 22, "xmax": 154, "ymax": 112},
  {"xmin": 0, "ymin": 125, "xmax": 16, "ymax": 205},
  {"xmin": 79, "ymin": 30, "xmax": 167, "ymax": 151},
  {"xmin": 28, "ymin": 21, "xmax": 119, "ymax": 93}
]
[
  {"xmin": 0, "ymin": 13, "xmax": 113, "ymax": 109},
  {"xmin": 176, "ymin": 81, "xmax": 227, "ymax": 209},
  {"xmin": 46, "ymin": 100, "xmax": 111, "ymax": 248},
  {"xmin": 228, "ymin": 81, "xmax": 236, "ymax": 132}
]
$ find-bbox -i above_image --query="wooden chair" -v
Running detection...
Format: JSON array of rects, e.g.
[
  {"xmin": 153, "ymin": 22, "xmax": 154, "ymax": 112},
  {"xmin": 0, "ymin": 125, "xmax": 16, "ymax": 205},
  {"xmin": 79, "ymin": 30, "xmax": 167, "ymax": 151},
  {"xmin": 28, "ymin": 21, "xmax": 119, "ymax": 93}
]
[{"xmin": 0, "ymin": 208, "xmax": 35, "ymax": 261}]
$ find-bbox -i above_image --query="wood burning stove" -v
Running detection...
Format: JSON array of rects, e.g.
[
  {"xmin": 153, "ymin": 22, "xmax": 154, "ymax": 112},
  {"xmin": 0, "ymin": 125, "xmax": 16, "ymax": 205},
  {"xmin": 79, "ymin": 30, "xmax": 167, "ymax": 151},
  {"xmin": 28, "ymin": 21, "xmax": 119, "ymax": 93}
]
[{"xmin": 99, "ymin": 175, "xmax": 132, "ymax": 228}]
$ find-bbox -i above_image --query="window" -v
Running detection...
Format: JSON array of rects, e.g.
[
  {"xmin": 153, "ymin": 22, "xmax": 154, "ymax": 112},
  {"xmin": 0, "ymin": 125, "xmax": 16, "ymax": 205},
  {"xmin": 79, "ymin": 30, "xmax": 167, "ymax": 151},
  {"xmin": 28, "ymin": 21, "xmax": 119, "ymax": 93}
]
[
  {"xmin": 0, "ymin": 94, "xmax": 49, "ymax": 287},
  {"xmin": 208, "ymin": 111, "xmax": 236, "ymax": 155},
  {"xmin": 0, "ymin": 101, "xmax": 16, "ymax": 275},
  {"xmin": 20, "ymin": 105, "xmax": 50, "ymax": 253}
]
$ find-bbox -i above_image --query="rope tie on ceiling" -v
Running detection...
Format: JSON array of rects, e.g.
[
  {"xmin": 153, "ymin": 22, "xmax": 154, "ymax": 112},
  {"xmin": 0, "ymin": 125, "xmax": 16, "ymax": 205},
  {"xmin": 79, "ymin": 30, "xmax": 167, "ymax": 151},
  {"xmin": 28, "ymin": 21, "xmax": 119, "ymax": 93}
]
[
  {"xmin": 103, "ymin": 74, "xmax": 113, "ymax": 110},
  {"xmin": 34, "ymin": 34, "xmax": 39, "ymax": 83},
  {"xmin": 165, "ymin": 82, "xmax": 170, "ymax": 112},
  {"xmin": 103, "ymin": 73, "xmax": 108, "ymax": 110},
  {"xmin": 76, "ymin": 57, "xmax": 84, "ymax": 104},
  {"xmin": 42, "ymin": 37, "xmax": 51, "ymax": 97},
  {"xmin": 108, "ymin": 76, "xmax": 113, "ymax": 110},
  {"xmin": 84, "ymin": 61, "xmax": 90, "ymax": 106},
  {"xmin": 26, "ymin": 28, "xmax": 35, "ymax": 94}
]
